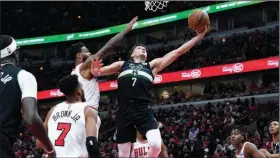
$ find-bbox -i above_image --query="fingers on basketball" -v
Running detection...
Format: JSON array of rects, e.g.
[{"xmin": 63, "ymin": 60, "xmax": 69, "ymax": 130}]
[{"xmin": 188, "ymin": 9, "xmax": 210, "ymax": 32}]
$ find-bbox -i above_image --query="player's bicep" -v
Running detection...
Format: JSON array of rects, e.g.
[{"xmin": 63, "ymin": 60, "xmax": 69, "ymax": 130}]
[{"xmin": 85, "ymin": 107, "xmax": 98, "ymax": 137}]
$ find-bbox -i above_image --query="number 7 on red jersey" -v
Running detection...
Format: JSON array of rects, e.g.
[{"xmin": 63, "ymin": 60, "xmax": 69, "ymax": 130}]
[{"xmin": 55, "ymin": 122, "xmax": 71, "ymax": 146}]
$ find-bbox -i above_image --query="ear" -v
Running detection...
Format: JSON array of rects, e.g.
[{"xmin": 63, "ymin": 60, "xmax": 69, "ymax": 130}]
[
  {"xmin": 241, "ymin": 135, "xmax": 244, "ymax": 141},
  {"xmin": 77, "ymin": 88, "xmax": 83, "ymax": 96},
  {"xmin": 76, "ymin": 53, "xmax": 82, "ymax": 58}
]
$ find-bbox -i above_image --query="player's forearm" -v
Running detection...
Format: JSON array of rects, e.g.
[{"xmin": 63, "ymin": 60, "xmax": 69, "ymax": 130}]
[
  {"xmin": 175, "ymin": 35, "xmax": 203, "ymax": 56},
  {"xmin": 159, "ymin": 144, "xmax": 169, "ymax": 158},
  {"xmin": 83, "ymin": 30, "xmax": 128, "ymax": 69},
  {"xmin": 95, "ymin": 29, "xmax": 129, "ymax": 59},
  {"xmin": 25, "ymin": 114, "xmax": 53, "ymax": 151}
]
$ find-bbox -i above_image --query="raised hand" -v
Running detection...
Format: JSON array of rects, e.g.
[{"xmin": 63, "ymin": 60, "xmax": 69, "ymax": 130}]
[
  {"xmin": 196, "ymin": 25, "xmax": 208, "ymax": 38},
  {"xmin": 125, "ymin": 16, "xmax": 139, "ymax": 32},
  {"xmin": 91, "ymin": 57, "xmax": 103, "ymax": 76}
]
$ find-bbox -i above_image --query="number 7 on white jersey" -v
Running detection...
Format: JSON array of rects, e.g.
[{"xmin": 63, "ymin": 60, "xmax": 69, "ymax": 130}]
[{"xmin": 132, "ymin": 77, "xmax": 137, "ymax": 86}]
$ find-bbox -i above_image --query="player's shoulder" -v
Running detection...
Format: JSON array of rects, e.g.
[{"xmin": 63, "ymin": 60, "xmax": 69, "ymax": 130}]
[
  {"xmin": 72, "ymin": 63, "xmax": 83, "ymax": 73},
  {"xmin": 18, "ymin": 69, "xmax": 36, "ymax": 79},
  {"xmin": 244, "ymin": 141, "xmax": 258, "ymax": 152},
  {"xmin": 52, "ymin": 101, "xmax": 66, "ymax": 110},
  {"xmin": 17, "ymin": 69, "xmax": 37, "ymax": 86}
]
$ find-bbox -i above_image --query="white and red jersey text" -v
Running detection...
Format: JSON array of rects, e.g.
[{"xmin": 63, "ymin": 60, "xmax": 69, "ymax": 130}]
[{"xmin": 48, "ymin": 102, "xmax": 88, "ymax": 157}]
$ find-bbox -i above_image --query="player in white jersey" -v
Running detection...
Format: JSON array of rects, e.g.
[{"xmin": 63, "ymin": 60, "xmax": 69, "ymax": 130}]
[
  {"xmin": 131, "ymin": 123, "xmax": 169, "ymax": 158},
  {"xmin": 37, "ymin": 75, "xmax": 101, "ymax": 158},
  {"xmin": 230, "ymin": 127, "xmax": 265, "ymax": 158},
  {"xmin": 69, "ymin": 16, "xmax": 138, "ymax": 140}
]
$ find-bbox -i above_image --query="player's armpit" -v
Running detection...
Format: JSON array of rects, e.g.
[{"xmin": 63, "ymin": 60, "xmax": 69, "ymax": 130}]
[
  {"xmin": 91, "ymin": 60, "xmax": 124, "ymax": 76},
  {"xmin": 247, "ymin": 143, "xmax": 266, "ymax": 158}
]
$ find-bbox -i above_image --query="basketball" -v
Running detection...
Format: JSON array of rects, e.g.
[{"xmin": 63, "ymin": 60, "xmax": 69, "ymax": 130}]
[{"xmin": 188, "ymin": 9, "xmax": 210, "ymax": 31}]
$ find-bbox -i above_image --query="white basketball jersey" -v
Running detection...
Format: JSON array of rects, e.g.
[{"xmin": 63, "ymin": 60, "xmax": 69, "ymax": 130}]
[
  {"xmin": 131, "ymin": 140, "xmax": 150, "ymax": 158},
  {"xmin": 48, "ymin": 102, "xmax": 88, "ymax": 157},
  {"xmin": 71, "ymin": 64, "xmax": 100, "ymax": 110},
  {"xmin": 235, "ymin": 142, "xmax": 249, "ymax": 158}
]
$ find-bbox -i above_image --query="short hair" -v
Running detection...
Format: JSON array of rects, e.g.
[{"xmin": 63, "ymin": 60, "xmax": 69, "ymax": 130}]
[
  {"xmin": 67, "ymin": 42, "xmax": 85, "ymax": 55},
  {"xmin": 58, "ymin": 74, "xmax": 80, "ymax": 96},
  {"xmin": 128, "ymin": 43, "xmax": 146, "ymax": 59},
  {"xmin": 231, "ymin": 126, "xmax": 247, "ymax": 140}
]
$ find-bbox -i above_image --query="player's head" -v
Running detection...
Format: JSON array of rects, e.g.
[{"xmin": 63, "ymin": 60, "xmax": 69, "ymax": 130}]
[
  {"xmin": 0, "ymin": 35, "xmax": 20, "ymax": 65},
  {"xmin": 130, "ymin": 43, "xmax": 147, "ymax": 62},
  {"xmin": 230, "ymin": 127, "xmax": 246, "ymax": 147},
  {"xmin": 68, "ymin": 42, "xmax": 91, "ymax": 63},
  {"xmin": 58, "ymin": 74, "xmax": 85, "ymax": 102},
  {"xmin": 269, "ymin": 120, "xmax": 279, "ymax": 135}
]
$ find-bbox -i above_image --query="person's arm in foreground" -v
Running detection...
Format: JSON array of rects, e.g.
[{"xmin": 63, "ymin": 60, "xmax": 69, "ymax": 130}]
[
  {"xmin": 91, "ymin": 59, "xmax": 124, "ymax": 76},
  {"xmin": 19, "ymin": 70, "xmax": 56, "ymax": 158},
  {"xmin": 80, "ymin": 16, "xmax": 138, "ymax": 70},
  {"xmin": 36, "ymin": 108, "xmax": 54, "ymax": 149},
  {"xmin": 149, "ymin": 26, "xmax": 208, "ymax": 75},
  {"xmin": 260, "ymin": 149, "xmax": 279, "ymax": 158},
  {"xmin": 246, "ymin": 142, "xmax": 266, "ymax": 158},
  {"xmin": 159, "ymin": 142, "xmax": 169, "ymax": 158},
  {"xmin": 85, "ymin": 107, "xmax": 100, "ymax": 158}
]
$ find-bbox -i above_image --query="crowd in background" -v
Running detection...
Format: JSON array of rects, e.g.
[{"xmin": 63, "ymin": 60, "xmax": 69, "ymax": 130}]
[
  {"xmin": 12, "ymin": 76, "xmax": 279, "ymax": 157},
  {"xmin": 3, "ymin": 2, "xmax": 278, "ymax": 158},
  {"xmin": 20, "ymin": 26, "xmax": 279, "ymax": 91},
  {"xmin": 10, "ymin": 25, "xmax": 280, "ymax": 157}
]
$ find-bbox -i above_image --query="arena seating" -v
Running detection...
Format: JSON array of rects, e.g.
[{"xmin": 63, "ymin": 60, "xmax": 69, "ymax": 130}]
[
  {"xmin": 13, "ymin": 79, "xmax": 278, "ymax": 158},
  {"xmin": 21, "ymin": 25, "xmax": 279, "ymax": 91},
  {"xmin": 4, "ymin": 2, "xmax": 278, "ymax": 158}
]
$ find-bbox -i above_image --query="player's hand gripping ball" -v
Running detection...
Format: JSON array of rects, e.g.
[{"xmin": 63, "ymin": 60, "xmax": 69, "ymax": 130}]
[{"xmin": 188, "ymin": 9, "xmax": 210, "ymax": 33}]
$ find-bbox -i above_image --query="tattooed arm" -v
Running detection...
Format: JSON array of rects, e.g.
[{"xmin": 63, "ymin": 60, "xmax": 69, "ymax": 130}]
[{"xmin": 80, "ymin": 16, "xmax": 138, "ymax": 71}]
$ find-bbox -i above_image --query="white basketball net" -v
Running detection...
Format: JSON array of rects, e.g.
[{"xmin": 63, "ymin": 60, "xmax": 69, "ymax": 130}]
[{"xmin": 145, "ymin": 1, "xmax": 169, "ymax": 12}]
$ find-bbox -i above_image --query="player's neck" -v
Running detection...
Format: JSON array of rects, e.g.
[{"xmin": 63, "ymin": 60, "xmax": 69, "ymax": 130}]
[
  {"xmin": 1, "ymin": 58, "xmax": 16, "ymax": 66},
  {"xmin": 272, "ymin": 134, "xmax": 279, "ymax": 143},
  {"xmin": 133, "ymin": 57, "xmax": 145, "ymax": 63},
  {"xmin": 235, "ymin": 143, "xmax": 244, "ymax": 153},
  {"xmin": 75, "ymin": 59, "xmax": 83, "ymax": 66},
  {"xmin": 65, "ymin": 96, "xmax": 82, "ymax": 104},
  {"xmin": 137, "ymin": 138, "xmax": 148, "ymax": 144}
]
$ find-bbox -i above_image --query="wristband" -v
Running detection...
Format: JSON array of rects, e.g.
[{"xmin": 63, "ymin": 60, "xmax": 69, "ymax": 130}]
[{"xmin": 45, "ymin": 147, "xmax": 54, "ymax": 154}]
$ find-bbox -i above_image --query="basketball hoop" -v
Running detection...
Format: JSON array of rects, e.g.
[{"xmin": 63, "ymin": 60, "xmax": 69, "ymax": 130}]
[{"xmin": 144, "ymin": 1, "xmax": 169, "ymax": 12}]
